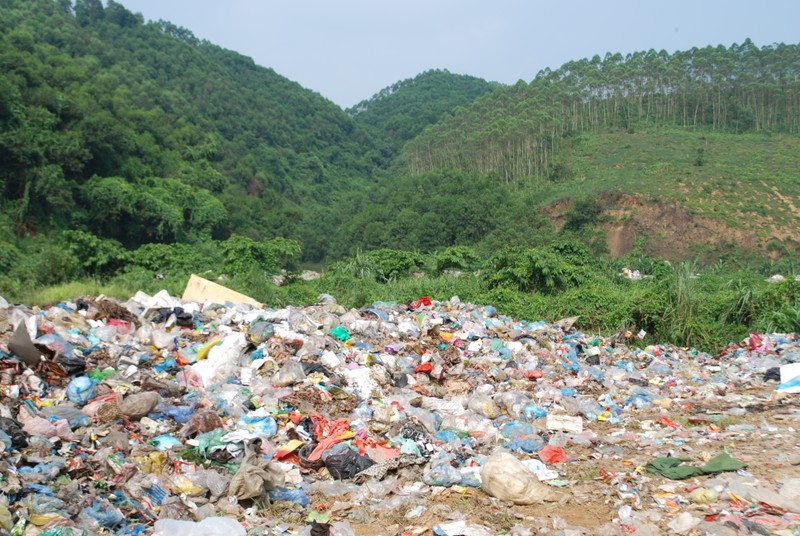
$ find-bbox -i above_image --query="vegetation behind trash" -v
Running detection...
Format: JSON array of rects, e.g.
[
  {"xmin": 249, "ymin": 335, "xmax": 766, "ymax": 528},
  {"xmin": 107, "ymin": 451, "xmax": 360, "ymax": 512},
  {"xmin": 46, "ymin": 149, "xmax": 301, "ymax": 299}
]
[
  {"xmin": 6, "ymin": 240, "xmax": 800, "ymax": 354},
  {"xmin": 2, "ymin": 1, "xmax": 800, "ymax": 353}
]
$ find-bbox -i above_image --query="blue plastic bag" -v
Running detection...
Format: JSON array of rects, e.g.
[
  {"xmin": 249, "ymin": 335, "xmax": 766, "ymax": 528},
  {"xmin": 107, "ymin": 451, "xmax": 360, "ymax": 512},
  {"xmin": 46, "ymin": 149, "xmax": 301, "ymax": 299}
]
[
  {"xmin": 268, "ymin": 486, "xmax": 309, "ymax": 506},
  {"xmin": 66, "ymin": 376, "xmax": 95, "ymax": 405}
]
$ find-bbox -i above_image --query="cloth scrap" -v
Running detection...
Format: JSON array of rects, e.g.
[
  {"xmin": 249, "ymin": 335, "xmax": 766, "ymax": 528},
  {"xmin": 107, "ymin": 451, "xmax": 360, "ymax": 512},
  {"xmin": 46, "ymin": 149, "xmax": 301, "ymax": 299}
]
[{"xmin": 646, "ymin": 452, "xmax": 747, "ymax": 480}]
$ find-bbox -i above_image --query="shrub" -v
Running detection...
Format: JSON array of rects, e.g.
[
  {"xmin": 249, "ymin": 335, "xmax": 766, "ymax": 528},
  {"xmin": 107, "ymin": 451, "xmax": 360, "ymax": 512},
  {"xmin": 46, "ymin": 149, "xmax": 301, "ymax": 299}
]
[
  {"xmin": 362, "ymin": 249, "xmax": 424, "ymax": 282},
  {"xmin": 433, "ymin": 246, "xmax": 481, "ymax": 274},
  {"xmin": 220, "ymin": 235, "xmax": 301, "ymax": 276},
  {"xmin": 484, "ymin": 247, "xmax": 585, "ymax": 293},
  {"xmin": 61, "ymin": 230, "xmax": 128, "ymax": 278}
]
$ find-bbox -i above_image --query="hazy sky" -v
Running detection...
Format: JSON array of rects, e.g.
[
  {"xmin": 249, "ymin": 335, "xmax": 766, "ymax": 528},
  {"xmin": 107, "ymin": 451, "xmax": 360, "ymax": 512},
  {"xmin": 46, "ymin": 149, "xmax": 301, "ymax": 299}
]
[{"xmin": 120, "ymin": 0, "xmax": 800, "ymax": 108}]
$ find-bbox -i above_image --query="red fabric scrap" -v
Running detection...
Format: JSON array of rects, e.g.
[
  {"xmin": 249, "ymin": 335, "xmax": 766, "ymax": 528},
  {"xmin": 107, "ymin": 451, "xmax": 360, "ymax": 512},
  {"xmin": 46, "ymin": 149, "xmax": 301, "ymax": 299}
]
[{"xmin": 308, "ymin": 419, "xmax": 351, "ymax": 461}]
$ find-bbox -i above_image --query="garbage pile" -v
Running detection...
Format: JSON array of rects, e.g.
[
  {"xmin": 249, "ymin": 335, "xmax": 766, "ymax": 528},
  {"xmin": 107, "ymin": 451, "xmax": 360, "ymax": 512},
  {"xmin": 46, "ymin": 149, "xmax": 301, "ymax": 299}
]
[{"xmin": 0, "ymin": 285, "xmax": 798, "ymax": 536}]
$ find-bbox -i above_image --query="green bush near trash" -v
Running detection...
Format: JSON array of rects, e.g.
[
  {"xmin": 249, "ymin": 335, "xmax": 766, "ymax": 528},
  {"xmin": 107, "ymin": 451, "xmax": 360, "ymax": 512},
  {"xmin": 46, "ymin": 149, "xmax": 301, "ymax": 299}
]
[{"xmin": 3, "ymin": 234, "xmax": 799, "ymax": 353}]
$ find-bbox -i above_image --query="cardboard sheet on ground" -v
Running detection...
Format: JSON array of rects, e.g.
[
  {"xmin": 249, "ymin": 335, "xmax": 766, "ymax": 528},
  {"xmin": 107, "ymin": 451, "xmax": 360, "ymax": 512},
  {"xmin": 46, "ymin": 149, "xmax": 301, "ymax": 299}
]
[
  {"xmin": 182, "ymin": 274, "xmax": 262, "ymax": 308},
  {"xmin": 8, "ymin": 322, "xmax": 41, "ymax": 366}
]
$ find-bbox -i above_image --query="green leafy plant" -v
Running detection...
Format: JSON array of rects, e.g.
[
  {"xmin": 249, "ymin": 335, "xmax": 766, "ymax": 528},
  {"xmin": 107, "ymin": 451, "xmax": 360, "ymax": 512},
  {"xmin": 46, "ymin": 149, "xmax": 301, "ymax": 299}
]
[
  {"xmin": 363, "ymin": 249, "xmax": 424, "ymax": 282},
  {"xmin": 62, "ymin": 230, "xmax": 128, "ymax": 279},
  {"xmin": 483, "ymin": 247, "xmax": 585, "ymax": 293},
  {"xmin": 433, "ymin": 246, "xmax": 481, "ymax": 274},
  {"xmin": 220, "ymin": 235, "xmax": 301, "ymax": 277}
]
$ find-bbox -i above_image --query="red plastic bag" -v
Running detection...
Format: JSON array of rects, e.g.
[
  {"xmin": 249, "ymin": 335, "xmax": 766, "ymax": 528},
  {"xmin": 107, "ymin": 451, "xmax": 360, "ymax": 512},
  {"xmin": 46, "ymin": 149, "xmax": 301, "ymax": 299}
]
[
  {"xmin": 414, "ymin": 362, "xmax": 433, "ymax": 374},
  {"xmin": 410, "ymin": 296, "xmax": 432, "ymax": 308},
  {"xmin": 748, "ymin": 332, "xmax": 763, "ymax": 351},
  {"xmin": 538, "ymin": 445, "xmax": 567, "ymax": 464},
  {"xmin": 656, "ymin": 416, "xmax": 680, "ymax": 429}
]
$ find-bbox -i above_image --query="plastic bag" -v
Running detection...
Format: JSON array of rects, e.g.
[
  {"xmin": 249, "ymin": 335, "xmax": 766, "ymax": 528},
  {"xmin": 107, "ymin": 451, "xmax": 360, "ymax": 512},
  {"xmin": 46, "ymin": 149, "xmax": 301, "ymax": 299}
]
[
  {"xmin": 77, "ymin": 499, "xmax": 123, "ymax": 529},
  {"xmin": 40, "ymin": 406, "xmax": 91, "ymax": 429},
  {"xmin": 119, "ymin": 392, "xmax": 161, "ymax": 420},
  {"xmin": 55, "ymin": 354, "xmax": 87, "ymax": 375},
  {"xmin": 0, "ymin": 416, "xmax": 27, "ymax": 449},
  {"xmin": 325, "ymin": 449, "xmax": 375, "ymax": 480},
  {"xmin": 480, "ymin": 451, "xmax": 556, "ymax": 505},
  {"xmin": 501, "ymin": 421, "xmax": 534, "ymax": 439},
  {"xmin": 538, "ymin": 445, "xmax": 567, "ymax": 464},
  {"xmin": 268, "ymin": 486, "xmax": 310, "ymax": 506},
  {"xmin": 0, "ymin": 502, "xmax": 11, "ymax": 531},
  {"xmin": 191, "ymin": 332, "xmax": 249, "ymax": 388},
  {"xmin": 66, "ymin": 376, "xmax": 95, "ymax": 405},
  {"xmin": 153, "ymin": 517, "xmax": 245, "ymax": 536},
  {"xmin": 467, "ymin": 394, "xmax": 500, "ymax": 419},
  {"xmin": 272, "ymin": 359, "xmax": 307, "ymax": 387},
  {"xmin": 248, "ymin": 321, "xmax": 275, "ymax": 344},
  {"xmin": 228, "ymin": 439, "xmax": 285, "ymax": 499},
  {"xmin": 422, "ymin": 463, "xmax": 461, "ymax": 487},
  {"xmin": 180, "ymin": 409, "xmax": 223, "ymax": 437}
]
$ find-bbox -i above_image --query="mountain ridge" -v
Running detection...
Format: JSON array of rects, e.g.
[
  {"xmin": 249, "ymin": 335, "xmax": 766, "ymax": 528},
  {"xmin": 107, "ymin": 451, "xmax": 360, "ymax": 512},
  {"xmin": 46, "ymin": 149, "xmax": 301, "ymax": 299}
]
[{"xmin": 1, "ymin": 0, "xmax": 798, "ymax": 277}]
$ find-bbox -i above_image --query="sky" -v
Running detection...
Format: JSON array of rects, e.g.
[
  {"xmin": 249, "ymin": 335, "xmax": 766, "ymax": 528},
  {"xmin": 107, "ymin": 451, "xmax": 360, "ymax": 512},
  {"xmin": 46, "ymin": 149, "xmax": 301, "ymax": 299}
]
[{"xmin": 120, "ymin": 0, "xmax": 800, "ymax": 109}]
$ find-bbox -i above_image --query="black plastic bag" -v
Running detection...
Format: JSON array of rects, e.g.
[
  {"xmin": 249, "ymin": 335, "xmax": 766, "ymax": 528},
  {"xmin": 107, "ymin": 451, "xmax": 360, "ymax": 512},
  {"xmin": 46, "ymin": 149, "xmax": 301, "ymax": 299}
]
[
  {"xmin": 56, "ymin": 354, "xmax": 87, "ymax": 375},
  {"xmin": 325, "ymin": 449, "xmax": 374, "ymax": 480},
  {"xmin": 0, "ymin": 417, "xmax": 28, "ymax": 449}
]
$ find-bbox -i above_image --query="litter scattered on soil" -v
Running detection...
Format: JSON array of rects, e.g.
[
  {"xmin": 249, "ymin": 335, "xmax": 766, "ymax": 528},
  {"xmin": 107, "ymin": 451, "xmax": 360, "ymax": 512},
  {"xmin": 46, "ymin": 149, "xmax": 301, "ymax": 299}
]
[{"xmin": 0, "ymin": 284, "xmax": 798, "ymax": 536}]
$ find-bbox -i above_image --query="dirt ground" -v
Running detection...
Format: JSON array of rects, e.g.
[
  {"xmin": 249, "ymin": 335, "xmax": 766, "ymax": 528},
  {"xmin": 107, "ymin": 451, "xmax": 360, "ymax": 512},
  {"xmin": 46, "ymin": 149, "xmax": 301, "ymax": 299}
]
[{"xmin": 309, "ymin": 387, "xmax": 800, "ymax": 535}]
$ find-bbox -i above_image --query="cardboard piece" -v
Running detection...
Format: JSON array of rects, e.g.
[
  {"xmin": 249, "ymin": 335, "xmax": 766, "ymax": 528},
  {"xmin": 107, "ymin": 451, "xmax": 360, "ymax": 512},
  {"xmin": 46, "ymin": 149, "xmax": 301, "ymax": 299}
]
[
  {"xmin": 546, "ymin": 414, "xmax": 584, "ymax": 433},
  {"xmin": 555, "ymin": 316, "xmax": 579, "ymax": 331},
  {"xmin": 8, "ymin": 322, "xmax": 41, "ymax": 367},
  {"xmin": 182, "ymin": 274, "xmax": 263, "ymax": 308}
]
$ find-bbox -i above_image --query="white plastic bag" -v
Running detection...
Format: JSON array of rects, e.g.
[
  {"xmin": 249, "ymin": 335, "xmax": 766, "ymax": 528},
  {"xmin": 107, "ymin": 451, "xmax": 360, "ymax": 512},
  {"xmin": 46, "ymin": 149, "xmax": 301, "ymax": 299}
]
[
  {"xmin": 153, "ymin": 517, "xmax": 245, "ymax": 536},
  {"xmin": 480, "ymin": 451, "xmax": 556, "ymax": 504}
]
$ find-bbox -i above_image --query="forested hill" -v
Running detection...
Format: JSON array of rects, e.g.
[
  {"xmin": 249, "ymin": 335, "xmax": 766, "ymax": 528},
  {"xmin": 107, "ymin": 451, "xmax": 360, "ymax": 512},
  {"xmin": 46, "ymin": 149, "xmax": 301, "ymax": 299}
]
[
  {"xmin": 406, "ymin": 41, "xmax": 800, "ymax": 184},
  {"xmin": 0, "ymin": 0, "xmax": 383, "ymax": 259},
  {"xmin": 2, "ymin": 0, "xmax": 800, "ymax": 279},
  {"xmin": 348, "ymin": 69, "xmax": 498, "ymax": 154}
]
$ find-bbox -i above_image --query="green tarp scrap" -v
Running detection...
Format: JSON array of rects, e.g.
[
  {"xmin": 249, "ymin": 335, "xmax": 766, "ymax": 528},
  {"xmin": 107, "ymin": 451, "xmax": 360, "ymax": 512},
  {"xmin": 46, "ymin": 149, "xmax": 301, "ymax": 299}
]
[{"xmin": 646, "ymin": 452, "xmax": 747, "ymax": 480}]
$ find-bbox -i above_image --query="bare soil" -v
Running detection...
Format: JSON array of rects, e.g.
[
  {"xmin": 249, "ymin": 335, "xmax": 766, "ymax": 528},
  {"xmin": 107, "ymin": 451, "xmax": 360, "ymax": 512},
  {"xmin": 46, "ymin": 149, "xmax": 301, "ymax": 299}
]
[{"xmin": 313, "ymin": 386, "xmax": 800, "ymax": 535}]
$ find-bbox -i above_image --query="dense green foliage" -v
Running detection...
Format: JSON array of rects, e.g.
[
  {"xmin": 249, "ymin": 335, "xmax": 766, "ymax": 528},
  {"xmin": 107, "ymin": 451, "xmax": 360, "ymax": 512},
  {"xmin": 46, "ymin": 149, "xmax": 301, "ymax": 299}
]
[
  {"xmin": 2, "ymin": 1, "xmax": 800, "ymax": 354},
  {"xmin": 348, "ymin": 69, "xmax": 498, "ymax": 154},
  {"xmin": 12, "ymin": 243, "xmax": 799, "ymax": 353},
  {"xmin": 0, "ymin": 0, "xmax": 381, "ymax": 260}
]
